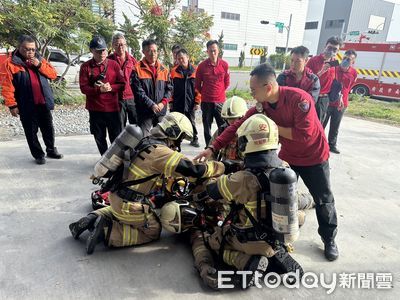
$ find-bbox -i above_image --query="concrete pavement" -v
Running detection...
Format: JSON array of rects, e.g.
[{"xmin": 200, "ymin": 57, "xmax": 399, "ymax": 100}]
[{"xmin": 0, "ymin": 116, "xmax": 399, "ymax": 299}]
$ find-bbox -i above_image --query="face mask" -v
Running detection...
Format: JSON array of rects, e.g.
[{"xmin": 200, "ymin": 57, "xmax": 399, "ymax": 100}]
[
  {"xmin": 324, "ymin": 49, "xmax": 335, "ymax": 58},
  {"xmin": 341, "ymin": 58, "xmax": 351, "ymax": 68}
]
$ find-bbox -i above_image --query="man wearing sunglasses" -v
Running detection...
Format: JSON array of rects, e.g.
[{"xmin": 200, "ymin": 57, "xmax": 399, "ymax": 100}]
[
  {"xmin": 1, "ymin": 35, "xmax": 63, "ymax": 164},
  {"xmin": 307, "ymin": 36, "xmax": 343, "ymax": 123},
  {"xmin": 79, "ymin": 36, "xmax": 126, "ymax": 155}
]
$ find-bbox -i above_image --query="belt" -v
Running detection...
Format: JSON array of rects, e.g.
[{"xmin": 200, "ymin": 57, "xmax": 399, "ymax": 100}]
[
  {"xmin": 230, "ymin": 224, "xmax": 268, "ymax": 243},
  {"xmin": 319, "ymin": 94, "xmax": 328, "ymax": 97},
  {"xmin": 117, "ymin": 187, "xmax": 146, "ymax": 203}
]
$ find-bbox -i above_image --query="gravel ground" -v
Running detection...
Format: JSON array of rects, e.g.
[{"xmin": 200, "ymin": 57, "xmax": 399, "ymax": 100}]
[
  {"xmin": 0, "ymin": 105, "xmax": 90, "ymax": 141},
  {"xmin": 0, "ymin": 105, "xmax": 204, "ymax": 141}
]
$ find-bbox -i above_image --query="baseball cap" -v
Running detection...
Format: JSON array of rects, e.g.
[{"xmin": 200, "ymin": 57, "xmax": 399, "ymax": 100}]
[{"xmin": 89, "ymin": 36, "xmax": 107, "ymax": 50}]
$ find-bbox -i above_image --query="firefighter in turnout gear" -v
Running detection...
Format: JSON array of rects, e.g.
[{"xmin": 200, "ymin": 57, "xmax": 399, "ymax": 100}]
[
  {"xmin": 175, "ymin": 114, "xmax": 306, "ymax": 288},
  {"xmin": 69, "ymin": 112, "xmax": 226, "ymax": 254},
  {"xmin": 209, "ymin": 96, "xmax": 248, "ymax": 162}
]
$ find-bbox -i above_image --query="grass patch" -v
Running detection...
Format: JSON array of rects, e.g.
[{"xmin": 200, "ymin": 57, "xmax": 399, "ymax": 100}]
[
  {"xmin": 229, "ymin": 66, "xmax": 254, "ymax": 71},
  {"xmin": 226, "ymin": 88, "xmax": 252, "ymax": 101},
  {"xmin": 52, "ymin": 83, "xmax": 85, "ymax": 106},
  {"xmin": 347, "ymin": 94, "xmax": 400, "ymax": 125}
]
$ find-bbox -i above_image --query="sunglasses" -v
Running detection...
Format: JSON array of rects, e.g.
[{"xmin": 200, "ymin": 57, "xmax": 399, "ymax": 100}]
[
  {"xmin": 23, "ymin": 47, "xmax": 36, "ymax": 52},
  {"xmin": 94, "ymin": 49, "xmax": 107, "ymax": 54}
]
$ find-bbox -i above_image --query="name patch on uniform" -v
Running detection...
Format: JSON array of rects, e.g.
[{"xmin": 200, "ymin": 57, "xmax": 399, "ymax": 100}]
[{"xmin": 298, "ymin": 100, "xmax": 310, "ymax": 113}]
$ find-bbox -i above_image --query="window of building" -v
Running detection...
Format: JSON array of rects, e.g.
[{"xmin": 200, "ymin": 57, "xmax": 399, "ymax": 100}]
[
  {"xmin": 221, "ymin": 11, "xmax": 240, "ymax": 21},
  {"xmin": 368, "ymin": 15, "xmax": 385, "ymax": 30},
  {"xmin": 325, "ymin": 19, "xmax": 344, "ymax": 29},
  {"xmin": 182, "ymin": 6, "xmax": 204, "ymax": 12},
  {"xmin": 251, "ymin": 45, "xmax": 266, "ymax": 49},
  {"xmin": 305, "ymin": 21, "xmax": 318, "ymax": 30},
  {"xmin": 224, "ymin": 43, "xmax": 238, "ymax": 51}
]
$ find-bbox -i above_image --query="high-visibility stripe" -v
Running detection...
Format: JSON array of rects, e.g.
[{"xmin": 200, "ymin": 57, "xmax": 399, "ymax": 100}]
[
  {"xmin": 130, "ymin": 228, "xmax": 138, "ymax": 245},
  {"xmin": 220, "ymin": 176, "xmax": 233, "ymax": 201},
  {"xmin": 129, "ymin": 164, "xmax": 148, "ymax": 177},
  {"xmin": 204, "ymin": 161, "xmax": 215, "ymax": 178},
  {"xmin": 164, "ymin": 152, "xmax": 183, "ymax": 177},
  {"xmin": 223, "ymin": 249, "xmax": 239, "ymax": 266}
]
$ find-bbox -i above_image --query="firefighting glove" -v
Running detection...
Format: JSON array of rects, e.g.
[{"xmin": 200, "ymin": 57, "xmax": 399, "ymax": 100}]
[{"xmin": 222, "ymin": 159, "xmax": 243, "ymax": 174}]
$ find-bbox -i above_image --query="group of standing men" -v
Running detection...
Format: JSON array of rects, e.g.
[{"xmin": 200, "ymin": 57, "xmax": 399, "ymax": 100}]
[{"xmin": 80, "ymin": 35, "xmax": 230, "ymax": 155}]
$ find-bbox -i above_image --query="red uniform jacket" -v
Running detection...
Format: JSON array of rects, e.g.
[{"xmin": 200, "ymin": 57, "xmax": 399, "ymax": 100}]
[
  {"xmin": 195, "ymin": 58, "xmax": 230, "ymax": 103},
  {"xmin": 79, "ymin": 58, "xmax": 125, "ymax": 112},
  {"xmin": 212, "ymin": 86, "xmax": 330, "ymax": 166}
]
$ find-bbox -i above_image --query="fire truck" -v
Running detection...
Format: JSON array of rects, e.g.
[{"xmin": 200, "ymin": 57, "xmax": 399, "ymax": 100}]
[{"xmin": 337, "ymin": 42, "xmax": 400, "ymax": 100}]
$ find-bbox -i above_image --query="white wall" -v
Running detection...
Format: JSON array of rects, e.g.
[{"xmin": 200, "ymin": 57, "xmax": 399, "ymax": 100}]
[
  {"xmin": 387, "ymin": 4, "xmax": 400, "ymax": 41},
  {"xmin": 302, "ymin": 0, "xmax": 326, "ymax": 55},
  {"xmin": 347, "ymin": 0, "xmax": 394, "ymax": 43}
]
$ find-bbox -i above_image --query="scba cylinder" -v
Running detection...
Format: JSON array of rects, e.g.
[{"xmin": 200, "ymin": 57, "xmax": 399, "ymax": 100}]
[
  {"xmin": 94, "ymin": 125, "xmax": 143, "ymax": 177},
  {"xmin": 269, "ymin": 167, "xmax": 299, "ymax": 244}
]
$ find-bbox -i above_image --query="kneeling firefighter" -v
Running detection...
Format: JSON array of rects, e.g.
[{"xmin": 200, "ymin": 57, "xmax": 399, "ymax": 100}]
[
  {"xmin": 69, "ymin": 112, "xmax": 229, "ymax": 254},
  {"xmin": 161, "ymin": 114, "xmax": 305, "ymax": 289}
]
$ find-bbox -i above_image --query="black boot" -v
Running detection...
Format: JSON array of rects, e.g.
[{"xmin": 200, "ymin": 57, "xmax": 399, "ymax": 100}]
[
  {"xmin": 86, "ymin": 216, "xmax": 106, "ymax": 255},
  {"xmin": 329, "ymin": 145, "xmax": 340, "ymax": 154},
  {"xmin": 324, "ymin": 240, "xmax": 339, "ymax": 261},
  {"xmin": 69, "ymin": 213, "xmax": 98, "ymax": 239},
  {"xmin": 267, "ymin": 247, "xmax": 304, "ymax": 278},
  {"xmin": 190, "ymin": 137, "xmax": 200, "ymax": 148},
  {"xmin": 199, "ymin": 264, "xmax": 219, "ymax": 290},
  {"xmin": 242, "ymin": 255, "xmax": 269, "ymax": 288},
  {"xmin": 47, "ymin": 147, "xmax": 63, "ymax": 159}
]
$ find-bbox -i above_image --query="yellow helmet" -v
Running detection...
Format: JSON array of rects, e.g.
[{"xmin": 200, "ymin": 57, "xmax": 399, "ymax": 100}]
[
  {"xmin": 237, "ymin": 114, "xmax": 279, "ymax": 155},
  {"xmin": 158, "ymin": 112, "xmax": 193, "ymax": 141},
  {"xmin": 160, "ymin": 200, "xmax": 198, "ymax": 234},
  {"xmin": 221, "ymin": 96, "xmax": 248, "ymax": 119}
]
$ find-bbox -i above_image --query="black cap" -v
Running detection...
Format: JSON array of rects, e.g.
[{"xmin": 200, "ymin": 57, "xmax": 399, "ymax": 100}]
[{"xmin": 89, "ymin": 36, "xmax": 107, "ymax": 50}]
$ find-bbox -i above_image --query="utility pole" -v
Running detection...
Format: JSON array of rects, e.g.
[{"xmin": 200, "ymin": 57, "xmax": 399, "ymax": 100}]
[{"xmin": 282, "ymin": 13, "xmax": 292, "ymax": 71}]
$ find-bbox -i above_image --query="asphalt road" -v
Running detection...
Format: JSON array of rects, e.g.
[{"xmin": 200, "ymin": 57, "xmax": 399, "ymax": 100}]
[{"xmin": 0, "ymin": 116, "xmax": 399, "ymax": 299}]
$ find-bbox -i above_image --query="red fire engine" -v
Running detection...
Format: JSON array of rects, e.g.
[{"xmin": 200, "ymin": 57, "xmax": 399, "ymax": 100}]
[
  {"xmin": 2, "ymin": 43, "xmax": 399, "ymax": 99},
  {"xmin": 338, "ymin": 42, "xmax": 400, "ymax": 100}
]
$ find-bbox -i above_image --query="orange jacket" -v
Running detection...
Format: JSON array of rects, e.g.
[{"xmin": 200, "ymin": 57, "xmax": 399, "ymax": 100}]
[{"xmin": 1, "ymin": 51, "xmax": 57, "ymax": 111}]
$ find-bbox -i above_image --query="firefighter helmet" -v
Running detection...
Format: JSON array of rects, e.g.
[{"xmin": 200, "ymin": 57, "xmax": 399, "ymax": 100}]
[
  {"xmin": 237, "ymin": 114, "xmax": 279, "ymax": 155},
  {"xmin": 221, "ymin": 96, "xmax": 248, "ymax": 119},
  {"xmin": 158, "ymin": 112, "xmax": 193, "ymax": 141},
  {"xmin": 160, "ymin": 200, "xmax": 198, "ymax": 233}
]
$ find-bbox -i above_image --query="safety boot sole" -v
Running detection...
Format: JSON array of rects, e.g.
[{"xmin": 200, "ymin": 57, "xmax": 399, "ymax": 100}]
[
  {"xmin": 69, "ymin": 216, "xmax": 95, "ymax": 240},
  {"xmin": 86, "ymin": 216, "xmax": 106, "ymax": 255}
]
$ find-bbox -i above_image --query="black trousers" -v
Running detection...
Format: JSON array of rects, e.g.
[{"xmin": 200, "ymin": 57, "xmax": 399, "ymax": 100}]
[
  {"xmin": 89, "ymin": 111, "xmax": 122, "ymax": 155},
  {"xmin": 316, "ymin": 95, "xmax": 329, "ymax": 123},
  {"xmin": 172, "ymin": 107, "xmax": 198, "ymax": 140},
  {"xmin": 323, "ymin": 106, "xmax": 346, "ymax": 147},
  {"xmin": 20, "ymin": 104, "xmax": 56, "ymax": 159},
  {"xmin": 201, "ymin": 102, "xmax": 225, "ymax": 146},
  {"xmin": 119, "ymin": 98, "xmax": 137, "ymax": 128},
  {"xmin": 290, "ymin": 160, "xmax": 338, "ymax": 241}
]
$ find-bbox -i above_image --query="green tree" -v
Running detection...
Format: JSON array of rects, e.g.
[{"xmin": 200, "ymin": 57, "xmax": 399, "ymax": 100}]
[
  {"xmin": 173, "ymin": 10, "xmax": 214, "ymax": 64},
  {"xmin": 126, "ymin": 0, "xmax": 214, "ymax": 65},
  {"xmin": 217, "ymin": 30, "xmax": 224, "ymax": 58},
  {"xmin": 238, "ymin": 50, "xmax": 245, "ymax": 68},
  {"xmin": 0, "ymin": 0, "xmax": 116, "ymax": 82},
  {"xmin": 119, "ymin": 13, "xmax": 142, "ymax": 60}
]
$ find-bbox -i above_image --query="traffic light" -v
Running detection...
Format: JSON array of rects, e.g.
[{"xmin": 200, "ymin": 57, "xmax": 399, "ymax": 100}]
[{"xmin": 260, "ymin": 20, "xmax": 270, "ymax": 24}]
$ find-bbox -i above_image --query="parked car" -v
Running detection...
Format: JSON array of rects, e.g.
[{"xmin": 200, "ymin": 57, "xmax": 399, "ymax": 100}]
[{"xmin": 48, "ymin": 48, "xmax": 81, "ymax": 84}]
